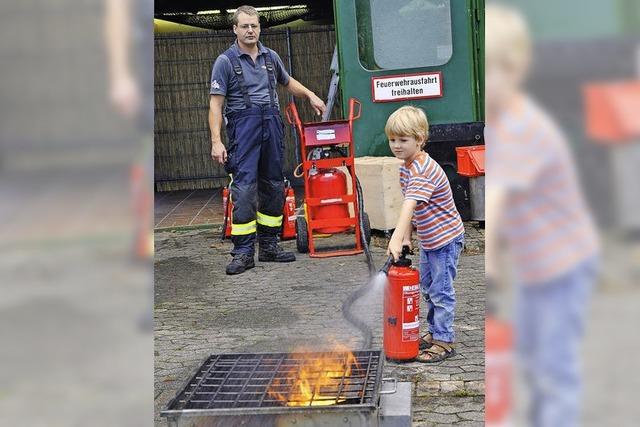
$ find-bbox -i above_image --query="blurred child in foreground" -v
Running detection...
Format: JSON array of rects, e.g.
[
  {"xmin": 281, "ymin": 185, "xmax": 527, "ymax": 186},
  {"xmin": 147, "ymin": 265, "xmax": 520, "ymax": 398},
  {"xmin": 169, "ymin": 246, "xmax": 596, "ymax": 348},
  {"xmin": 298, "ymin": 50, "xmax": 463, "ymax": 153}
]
[{"xmin": 485, "ymin": 3, "xmax": 600, "ymax": 426}]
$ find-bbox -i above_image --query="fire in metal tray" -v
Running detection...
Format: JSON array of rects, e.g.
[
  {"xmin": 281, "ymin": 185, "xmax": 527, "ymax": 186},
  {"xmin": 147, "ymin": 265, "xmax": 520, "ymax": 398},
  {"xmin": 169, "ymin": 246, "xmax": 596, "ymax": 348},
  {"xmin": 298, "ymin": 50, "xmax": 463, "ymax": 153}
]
[
  {"xmin": 164, "ymin": 350, "xmax": 382, "ymax": 411},
  {"xmin": 268, "ymin": 344, "xmax": 361, "ymax": 407}
]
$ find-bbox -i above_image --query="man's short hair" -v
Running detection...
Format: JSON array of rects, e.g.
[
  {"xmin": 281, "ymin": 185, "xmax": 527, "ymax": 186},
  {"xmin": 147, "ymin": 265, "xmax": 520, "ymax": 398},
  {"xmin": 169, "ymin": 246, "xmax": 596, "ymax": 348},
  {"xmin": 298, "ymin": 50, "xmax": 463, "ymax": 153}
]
[
  {"xmin": 233, "ymin": 5, "xmax": 259, "ymax": 25},
  {"xmin": 385, "ymin": 105, "xmax": 430, "ymax": 146}
]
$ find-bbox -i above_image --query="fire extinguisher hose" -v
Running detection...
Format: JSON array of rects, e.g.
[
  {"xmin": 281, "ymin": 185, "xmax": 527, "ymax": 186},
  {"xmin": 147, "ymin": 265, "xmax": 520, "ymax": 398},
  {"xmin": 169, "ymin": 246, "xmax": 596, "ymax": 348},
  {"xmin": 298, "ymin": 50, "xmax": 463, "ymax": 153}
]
[
  {"xmin": 340, "ymin": 176, "xmax": 378, "ymax": 349},
  {"xmin": 356, "ymin": 176, "xmax": 376, "ymax": 276}
]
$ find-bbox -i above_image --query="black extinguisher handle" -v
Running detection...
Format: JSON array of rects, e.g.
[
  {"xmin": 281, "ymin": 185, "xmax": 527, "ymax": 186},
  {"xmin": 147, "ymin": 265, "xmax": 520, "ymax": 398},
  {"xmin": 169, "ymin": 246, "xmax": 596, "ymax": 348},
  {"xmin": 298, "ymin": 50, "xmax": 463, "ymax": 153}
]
[
  {"xmin": 402, "ymin": 245, "xmax": 414, "ymax": 256},
  {"xmin": 380, "ymin": 255, "xmax": 394, "ymax": 275}
]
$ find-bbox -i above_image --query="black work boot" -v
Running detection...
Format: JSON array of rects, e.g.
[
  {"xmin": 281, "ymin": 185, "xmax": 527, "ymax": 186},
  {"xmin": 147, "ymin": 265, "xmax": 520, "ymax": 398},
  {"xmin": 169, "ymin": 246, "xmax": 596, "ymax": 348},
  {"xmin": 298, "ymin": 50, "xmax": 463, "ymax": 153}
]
[
  {"xmin": 226, "ymin": 253, "xmax": 255, "ymax": 275},
  {"xmin": 258, "ymin": 241, "xmax": 296, "ymax": 263}
]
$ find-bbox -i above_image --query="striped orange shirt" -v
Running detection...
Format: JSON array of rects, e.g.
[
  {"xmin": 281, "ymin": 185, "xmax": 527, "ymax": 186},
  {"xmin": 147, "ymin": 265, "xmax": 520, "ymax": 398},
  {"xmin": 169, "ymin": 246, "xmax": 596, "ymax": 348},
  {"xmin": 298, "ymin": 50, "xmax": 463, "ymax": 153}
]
[
  {"xmin": 486, "ymin": 94, "xmax": 599, "ymax": 284},
  {"xmin": 400, "ymin": 152, "xmax": 465, "ymax": 250}
]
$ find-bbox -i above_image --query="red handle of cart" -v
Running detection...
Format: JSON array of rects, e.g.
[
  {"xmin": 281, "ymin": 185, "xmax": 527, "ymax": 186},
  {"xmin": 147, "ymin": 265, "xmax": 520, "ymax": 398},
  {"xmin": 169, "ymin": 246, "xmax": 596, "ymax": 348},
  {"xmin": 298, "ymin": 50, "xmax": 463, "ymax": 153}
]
[
  {"xmin": 348, "ymin": 97, "xmax": 362, "ymax": 123},
  {"xmin": 285, "ymin": 102, "xmax": 304, "ymax": 139}
]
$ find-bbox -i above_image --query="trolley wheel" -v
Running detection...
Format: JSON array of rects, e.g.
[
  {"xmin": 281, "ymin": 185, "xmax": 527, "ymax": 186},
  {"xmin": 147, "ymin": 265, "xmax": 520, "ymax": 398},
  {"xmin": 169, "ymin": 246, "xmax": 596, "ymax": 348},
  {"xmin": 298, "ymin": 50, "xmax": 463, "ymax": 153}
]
[
  {"xmin": 362, "ymin": 212, "xmax": 372, "ymax": 246},
  {"xmin": 295, "ymin": 216, "xmax": 309, "ymax": 253}
]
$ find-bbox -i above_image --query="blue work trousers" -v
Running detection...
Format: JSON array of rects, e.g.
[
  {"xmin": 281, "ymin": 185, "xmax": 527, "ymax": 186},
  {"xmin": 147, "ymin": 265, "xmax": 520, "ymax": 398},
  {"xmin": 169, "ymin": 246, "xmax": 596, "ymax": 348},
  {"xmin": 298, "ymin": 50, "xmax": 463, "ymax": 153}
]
[{"xmin": 225, "ymin": 105, "xmax": 285, "ymax": 255}]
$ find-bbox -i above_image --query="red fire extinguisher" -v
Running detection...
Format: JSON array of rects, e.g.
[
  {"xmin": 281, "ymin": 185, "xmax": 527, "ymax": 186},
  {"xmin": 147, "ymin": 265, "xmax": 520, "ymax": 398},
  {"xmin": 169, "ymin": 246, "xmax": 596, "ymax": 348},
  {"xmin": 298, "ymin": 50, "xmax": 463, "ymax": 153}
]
[
  {"xmin": 485, "ymin": 315, "xmax": 513, "ymax": 426},
  {"xmin": 382, "ymin": 246, "xmax": 420, "ymax": 361},
  {"xmin": 222, "ymin": 185, "xmax": 233, "ymax": 239},
  {"xmin": 281, "ymin": 182, "xmax": 297, "ymax": 240}
]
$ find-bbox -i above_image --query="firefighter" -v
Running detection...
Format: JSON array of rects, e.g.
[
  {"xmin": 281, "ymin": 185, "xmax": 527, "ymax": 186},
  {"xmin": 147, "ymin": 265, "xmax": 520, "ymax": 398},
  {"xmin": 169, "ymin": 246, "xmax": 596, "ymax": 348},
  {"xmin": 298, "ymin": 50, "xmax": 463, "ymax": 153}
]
[{"xmin": 209, "ymin": 5, "xmax": 326, "ymax": 275}]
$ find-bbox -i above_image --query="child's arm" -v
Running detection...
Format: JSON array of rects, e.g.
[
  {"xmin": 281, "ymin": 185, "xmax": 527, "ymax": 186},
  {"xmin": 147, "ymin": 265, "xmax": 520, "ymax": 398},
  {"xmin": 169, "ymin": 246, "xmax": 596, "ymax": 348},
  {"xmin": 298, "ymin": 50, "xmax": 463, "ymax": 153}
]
[
  {"xmin": 403, "ymin": 222, "xmax": 413, "ymax": 251},
  {"xmin": 486, "ymin": 186, "xmax": 507, "ymax": 281},
  {"xmin": 387, "ymin": 199, "xmax": 417, "ymax": 261}
]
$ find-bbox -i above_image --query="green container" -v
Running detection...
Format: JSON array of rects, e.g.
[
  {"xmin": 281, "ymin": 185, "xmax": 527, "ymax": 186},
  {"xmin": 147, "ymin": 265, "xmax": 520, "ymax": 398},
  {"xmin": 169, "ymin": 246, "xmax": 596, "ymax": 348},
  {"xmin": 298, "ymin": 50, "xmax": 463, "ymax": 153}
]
[{"xmin": 334, "ymin": 0, "xmax": 485, "ymax": 157}]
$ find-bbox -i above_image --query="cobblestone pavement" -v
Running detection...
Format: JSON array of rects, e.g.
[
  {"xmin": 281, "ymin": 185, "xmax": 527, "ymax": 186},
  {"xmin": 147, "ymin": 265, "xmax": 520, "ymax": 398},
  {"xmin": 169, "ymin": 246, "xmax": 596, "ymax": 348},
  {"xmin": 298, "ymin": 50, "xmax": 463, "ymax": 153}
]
[{"xmin": 154, "ymin": 225, "xmax": 485, "ymax": 426}]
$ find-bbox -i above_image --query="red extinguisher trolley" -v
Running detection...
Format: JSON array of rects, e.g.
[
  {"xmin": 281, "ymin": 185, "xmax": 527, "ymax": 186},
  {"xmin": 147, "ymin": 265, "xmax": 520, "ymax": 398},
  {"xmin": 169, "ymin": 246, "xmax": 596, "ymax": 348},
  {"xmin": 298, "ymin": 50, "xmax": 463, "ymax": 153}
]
[
  {"xmin": 382, "ymin": 246, "xmax": 421, "ymax": 361},
  {"xmin": 285, "ymin": 97, "xmax": 371, "ymax": 258}
]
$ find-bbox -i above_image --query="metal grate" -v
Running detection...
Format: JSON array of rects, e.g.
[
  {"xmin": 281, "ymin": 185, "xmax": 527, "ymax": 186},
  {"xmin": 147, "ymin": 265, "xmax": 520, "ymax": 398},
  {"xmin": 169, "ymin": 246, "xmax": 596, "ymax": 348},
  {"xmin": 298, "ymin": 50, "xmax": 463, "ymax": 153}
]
[{"xmin": 163, "ymin": 350, "xmax": 383, "ymax": 415}]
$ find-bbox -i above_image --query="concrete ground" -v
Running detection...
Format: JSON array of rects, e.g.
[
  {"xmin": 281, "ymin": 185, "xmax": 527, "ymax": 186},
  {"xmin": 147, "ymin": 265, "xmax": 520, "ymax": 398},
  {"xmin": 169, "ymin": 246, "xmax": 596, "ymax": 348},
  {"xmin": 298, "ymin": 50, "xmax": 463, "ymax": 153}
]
[{"xmin": 154, "ymin": 223, "xmax": 485, "ymax": 426}]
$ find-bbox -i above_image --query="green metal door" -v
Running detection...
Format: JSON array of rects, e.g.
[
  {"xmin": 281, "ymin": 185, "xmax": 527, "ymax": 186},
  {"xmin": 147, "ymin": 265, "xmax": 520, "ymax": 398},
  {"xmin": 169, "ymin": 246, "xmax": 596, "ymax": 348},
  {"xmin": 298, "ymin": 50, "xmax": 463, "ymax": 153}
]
[{"xmin": 334, "ymin": 0, "xmax": 484, "ymax": 156}]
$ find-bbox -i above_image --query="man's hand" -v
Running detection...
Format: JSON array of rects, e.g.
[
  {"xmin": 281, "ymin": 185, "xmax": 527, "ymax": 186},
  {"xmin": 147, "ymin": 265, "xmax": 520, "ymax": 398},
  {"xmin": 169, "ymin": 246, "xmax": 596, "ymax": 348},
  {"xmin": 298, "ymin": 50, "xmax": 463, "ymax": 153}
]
[
  {"xmin": 211, "ymin": 140, "xmax": 227, "ymax": 164},
  {"xmin": 386, "ymin": 236, "xmax": 404, "ymax": 262},
  {"xmin": 110, "ymin": 73, "xmax": 141, "ymax": 119},
  {"xmin": 284, "ymin": 77, "xmax": 326, "ymax": 116},
  {"xmin": 308, "ymin": 93, "xmax": 326, "ymax": 116}
]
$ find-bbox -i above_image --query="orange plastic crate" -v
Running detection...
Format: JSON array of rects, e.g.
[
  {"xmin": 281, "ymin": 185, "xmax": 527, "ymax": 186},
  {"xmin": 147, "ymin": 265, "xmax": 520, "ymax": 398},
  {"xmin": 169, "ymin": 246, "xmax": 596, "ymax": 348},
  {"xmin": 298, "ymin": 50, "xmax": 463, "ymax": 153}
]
[
  {"xmin": 583, "ymin": 80, "xmax": 640, "ymax": 144},
  {"xmin": 455, "ymin": 145, "xmax": 485, "ymax": 177}
]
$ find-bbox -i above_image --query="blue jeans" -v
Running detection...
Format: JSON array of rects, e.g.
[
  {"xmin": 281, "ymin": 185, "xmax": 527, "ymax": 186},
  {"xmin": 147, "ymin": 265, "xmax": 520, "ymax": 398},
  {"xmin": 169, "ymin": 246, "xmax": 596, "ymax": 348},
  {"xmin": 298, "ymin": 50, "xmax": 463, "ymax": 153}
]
[
  {"xmin": 419, "ymin": 234, "xmax": 464, "ymax": 343},
  {"xmin": 515, "ymin": 256, "xmax": 598, "ymax": 427}
]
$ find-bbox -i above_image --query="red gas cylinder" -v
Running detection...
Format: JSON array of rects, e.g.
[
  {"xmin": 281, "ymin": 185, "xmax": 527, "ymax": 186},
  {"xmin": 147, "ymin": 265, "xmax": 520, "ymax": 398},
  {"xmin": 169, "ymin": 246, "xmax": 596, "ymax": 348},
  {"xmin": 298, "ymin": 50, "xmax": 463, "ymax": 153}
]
[
  {"xmin": 486, "ymin": 315, "xmax": 513, "ymax": 426},
  {"xmin": 384, "ymin": 249, "xmax": 420, "ymax": 361},
  {"xmin": 308, "ymin": 168, "xmax": 350, "ymax": 234},
  {"xmin": 222, "ymin": 186, "xmax": 233, "ymax": 238},
  {"xmin": 281, "ymin": 186, "xmax": 297, "ymax": 240}
]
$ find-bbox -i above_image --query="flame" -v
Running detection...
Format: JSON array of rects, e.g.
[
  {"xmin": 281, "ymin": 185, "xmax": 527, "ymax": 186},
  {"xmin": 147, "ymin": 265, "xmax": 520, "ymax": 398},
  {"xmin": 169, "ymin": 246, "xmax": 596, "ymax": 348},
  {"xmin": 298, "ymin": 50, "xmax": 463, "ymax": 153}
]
[{"xmin": 268, "ymin": 344, "xmax": 360, "ymax": 407}]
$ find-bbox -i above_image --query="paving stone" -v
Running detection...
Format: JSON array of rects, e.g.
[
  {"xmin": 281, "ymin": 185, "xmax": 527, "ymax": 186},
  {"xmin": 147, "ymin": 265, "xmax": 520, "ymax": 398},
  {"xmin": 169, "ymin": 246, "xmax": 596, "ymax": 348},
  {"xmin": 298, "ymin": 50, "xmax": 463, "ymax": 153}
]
[
  {"xmin": 454, "ymin": 421, "xmax": 484, "ymax": 427},
  {"xmin": 416, "ymin": 380, "xmax": 441, "ymax": 396},
  {"xmin": 452, "ymin": 371, "xmax": 485, "ymax": 381},
  {"xmin": 416, "ymin": 412, "xmax": 460, "ymax": 424},
  {"xmin": 458, "ymin": 410, "xmax": 485, "ymax": 422},
  {"xmin": 465, "ymin": 380, "xmax": 486, "ymax": 394}
]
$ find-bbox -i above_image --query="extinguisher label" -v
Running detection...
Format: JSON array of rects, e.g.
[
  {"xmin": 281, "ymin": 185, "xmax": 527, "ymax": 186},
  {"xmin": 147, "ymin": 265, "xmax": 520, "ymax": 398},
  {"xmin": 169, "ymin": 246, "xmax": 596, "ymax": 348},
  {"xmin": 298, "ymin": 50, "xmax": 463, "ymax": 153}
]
[{"xmin": 401, "ymin": 284, "xmax": 420, "ymax": 342}]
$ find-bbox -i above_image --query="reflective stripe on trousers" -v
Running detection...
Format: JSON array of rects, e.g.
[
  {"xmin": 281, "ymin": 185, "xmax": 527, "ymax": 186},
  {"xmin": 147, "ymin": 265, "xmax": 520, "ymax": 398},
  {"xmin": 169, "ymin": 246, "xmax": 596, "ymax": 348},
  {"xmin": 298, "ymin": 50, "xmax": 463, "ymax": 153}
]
[
  {"xmin": 257, "ymin": 211, "xmax": 283, "ymax": 228},
  {"xmin": 231, "ymin": 220, "xmax": 257, "ymax": 236}
]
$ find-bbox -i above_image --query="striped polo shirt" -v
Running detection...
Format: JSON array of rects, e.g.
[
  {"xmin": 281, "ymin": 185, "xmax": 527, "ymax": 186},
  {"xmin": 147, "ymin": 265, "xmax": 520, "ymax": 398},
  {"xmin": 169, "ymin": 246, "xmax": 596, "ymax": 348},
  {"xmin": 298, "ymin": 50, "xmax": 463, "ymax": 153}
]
[
  {"xmin": 400, "ymin": 152, "xmax": 465, "ymax": 250},
  {"xmin": 486, "ymin": 94, "xmax": 599, "ymax": 285}
]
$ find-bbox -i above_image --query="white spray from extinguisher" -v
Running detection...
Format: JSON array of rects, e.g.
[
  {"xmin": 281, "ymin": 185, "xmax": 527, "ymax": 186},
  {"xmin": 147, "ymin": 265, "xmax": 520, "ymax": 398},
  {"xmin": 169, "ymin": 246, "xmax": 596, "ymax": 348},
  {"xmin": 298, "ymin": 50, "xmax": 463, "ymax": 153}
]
[{"xmin": 340, "ymin": 178, "xmax": 389, "ymax": 349}]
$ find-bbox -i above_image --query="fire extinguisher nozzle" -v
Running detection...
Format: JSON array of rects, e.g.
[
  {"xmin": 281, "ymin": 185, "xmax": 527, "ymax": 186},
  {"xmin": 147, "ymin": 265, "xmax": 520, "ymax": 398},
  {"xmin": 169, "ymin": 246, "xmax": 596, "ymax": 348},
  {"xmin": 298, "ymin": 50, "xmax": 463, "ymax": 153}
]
[{"xmin": 380, "ymin": 255, "xmax": 394, "ymax": 275}]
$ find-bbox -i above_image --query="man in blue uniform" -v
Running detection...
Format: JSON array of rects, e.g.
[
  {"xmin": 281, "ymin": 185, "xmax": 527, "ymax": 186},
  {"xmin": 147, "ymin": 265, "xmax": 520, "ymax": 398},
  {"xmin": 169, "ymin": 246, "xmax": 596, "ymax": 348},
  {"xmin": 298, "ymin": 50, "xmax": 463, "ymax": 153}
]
[{"xmin": 209, "ymin": 5, "xmax": 326, "ymax": 275}]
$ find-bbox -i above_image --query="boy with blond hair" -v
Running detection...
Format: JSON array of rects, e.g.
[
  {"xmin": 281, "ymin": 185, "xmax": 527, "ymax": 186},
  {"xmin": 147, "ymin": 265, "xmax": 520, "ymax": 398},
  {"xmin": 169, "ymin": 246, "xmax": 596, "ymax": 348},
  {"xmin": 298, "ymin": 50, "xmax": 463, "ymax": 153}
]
[{"xmin": 386, "ymin": 105, "xmax": 465, "ymax": 362}]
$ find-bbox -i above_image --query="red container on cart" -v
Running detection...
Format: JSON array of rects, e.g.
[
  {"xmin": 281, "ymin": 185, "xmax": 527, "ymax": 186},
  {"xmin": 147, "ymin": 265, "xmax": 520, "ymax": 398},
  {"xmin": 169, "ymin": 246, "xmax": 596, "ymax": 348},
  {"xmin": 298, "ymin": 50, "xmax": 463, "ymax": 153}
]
[{"xmin": 308, "ymin": 168, "xmax": 350, "ymax": 234}]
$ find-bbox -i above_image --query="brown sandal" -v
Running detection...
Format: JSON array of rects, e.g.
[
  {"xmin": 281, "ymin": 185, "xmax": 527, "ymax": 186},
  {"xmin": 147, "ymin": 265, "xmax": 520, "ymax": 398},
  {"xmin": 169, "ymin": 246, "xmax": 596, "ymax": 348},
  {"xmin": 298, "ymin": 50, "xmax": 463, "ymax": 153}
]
[
  {"xmin": 419, "ymin": 332, "xmax": 434, "ymax": 350},
  {"xmin": 415, "ymin": 340, "xmax": 456, "ymax": 363}
]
